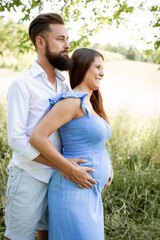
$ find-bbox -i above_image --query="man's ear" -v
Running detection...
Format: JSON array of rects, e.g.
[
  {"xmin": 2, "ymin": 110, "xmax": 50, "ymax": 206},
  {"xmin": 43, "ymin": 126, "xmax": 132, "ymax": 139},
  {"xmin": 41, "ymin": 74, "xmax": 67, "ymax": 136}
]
[{"xmin": 35, "ymin": 36, "xmax": 45, "ymax": 50}]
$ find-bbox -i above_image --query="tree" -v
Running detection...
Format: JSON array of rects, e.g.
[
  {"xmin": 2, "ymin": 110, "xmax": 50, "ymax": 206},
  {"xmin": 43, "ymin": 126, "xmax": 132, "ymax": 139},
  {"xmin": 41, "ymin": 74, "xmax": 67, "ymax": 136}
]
[
  {"xmin": 0, "ymin": 0, "xmax": 159, "ymax": 53},
  {"xmin": 0, "ymin": 17, "xmax": 28, "ymax": 55},
  {"xmin": 0, "ymin": 17, "xmax": 34, "ymax": 70}
]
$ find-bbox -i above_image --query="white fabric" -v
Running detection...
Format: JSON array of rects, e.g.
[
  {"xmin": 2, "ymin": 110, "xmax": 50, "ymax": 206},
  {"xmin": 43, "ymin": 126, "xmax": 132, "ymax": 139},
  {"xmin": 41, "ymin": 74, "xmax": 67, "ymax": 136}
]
[
  {"xmin": 7, "ymin": 61, "xmax": 70, "ymax": 183},
  {"xmin": 5, "ymin": 167, "xmax": 48, "ymax": 240}
]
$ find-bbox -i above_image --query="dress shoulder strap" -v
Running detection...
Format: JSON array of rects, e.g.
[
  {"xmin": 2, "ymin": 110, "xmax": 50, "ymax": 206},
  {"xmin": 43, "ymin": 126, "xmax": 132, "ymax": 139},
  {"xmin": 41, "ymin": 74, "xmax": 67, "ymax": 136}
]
[{"xmin": 49, "ymin": 90, "xmax": 89, "ymax": 116}]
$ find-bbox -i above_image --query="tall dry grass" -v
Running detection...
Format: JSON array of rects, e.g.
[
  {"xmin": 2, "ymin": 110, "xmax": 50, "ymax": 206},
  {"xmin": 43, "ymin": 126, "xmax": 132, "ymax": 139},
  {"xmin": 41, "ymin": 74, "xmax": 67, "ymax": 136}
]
[
  {"xmin": 0, "ymin": 103, "xmax": 12, "ymax": 238},
  {"xmin": 103, "ymin": 112, "xmax": 160, "ymax": 239},
  {"xmin": 0, "ymin": 104, "xmax": 159, "ymax": 239}
]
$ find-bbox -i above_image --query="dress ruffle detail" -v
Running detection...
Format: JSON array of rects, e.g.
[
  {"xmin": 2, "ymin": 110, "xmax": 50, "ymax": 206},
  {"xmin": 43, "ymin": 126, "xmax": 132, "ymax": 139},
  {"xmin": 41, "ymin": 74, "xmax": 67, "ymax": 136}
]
[{"xmin": 49, "ymin": 90, "xmax": 89, "ymax": 116}]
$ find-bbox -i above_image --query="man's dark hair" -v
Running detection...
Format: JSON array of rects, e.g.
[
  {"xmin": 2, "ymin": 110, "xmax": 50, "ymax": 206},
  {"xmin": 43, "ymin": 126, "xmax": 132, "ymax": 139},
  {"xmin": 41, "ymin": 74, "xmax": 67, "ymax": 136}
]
[{"xmin": 29, "ymin": 13, "xmax": 64, "ymax": 48}]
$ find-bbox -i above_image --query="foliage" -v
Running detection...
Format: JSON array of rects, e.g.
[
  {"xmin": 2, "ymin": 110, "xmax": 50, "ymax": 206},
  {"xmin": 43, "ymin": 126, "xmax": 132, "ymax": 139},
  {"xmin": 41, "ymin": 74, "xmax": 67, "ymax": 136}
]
[
  {"xmin": 0, "ymin": 16, "xmax": 159, "ymax": 72},
  {"xmin": 0, "ymin": 17, "xmax": 32, "ymax": 53},
  {"xmin": 0, "ymin": 103, "xmax": 160, "ymax": 239},
  {"xmin": 1, "ymin": 0, "xmax": 159, "ymax": 53},
  {"xmin": 150, "ymin": 4, "xmax": 160, "ymax": 51},
  {"xmin": 0, "ymin": 17, "xmax": 36, "ymax": 71},
  {"xmin": 93, "ymin": 43, "xmax": 160, "ymax": 63}
]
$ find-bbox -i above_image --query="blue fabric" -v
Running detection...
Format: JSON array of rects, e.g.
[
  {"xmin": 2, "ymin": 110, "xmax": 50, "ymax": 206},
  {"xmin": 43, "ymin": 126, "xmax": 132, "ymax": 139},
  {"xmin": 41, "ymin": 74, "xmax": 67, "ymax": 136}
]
[
  {"xmin": 49, "ymin": 90, "xmax": 89, "ymax": 116},
  {"xmin": 48, "ymin": 91, "xmax": 112, "ymax": 240}
]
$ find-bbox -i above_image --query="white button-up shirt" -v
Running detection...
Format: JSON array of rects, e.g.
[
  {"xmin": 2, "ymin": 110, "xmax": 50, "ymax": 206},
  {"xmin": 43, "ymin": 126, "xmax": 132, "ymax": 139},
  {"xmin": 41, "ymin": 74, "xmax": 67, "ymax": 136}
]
[{"xmin": 7, "ymin": 61, "xmax": 70, "ymax": 183}]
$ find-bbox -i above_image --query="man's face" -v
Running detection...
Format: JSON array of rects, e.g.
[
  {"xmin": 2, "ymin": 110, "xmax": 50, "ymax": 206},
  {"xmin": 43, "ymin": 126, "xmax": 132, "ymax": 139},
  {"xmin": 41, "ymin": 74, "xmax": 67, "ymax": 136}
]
[{"xmin": 45, "ymin": 24, "xmax": 71, "ymax": 71}]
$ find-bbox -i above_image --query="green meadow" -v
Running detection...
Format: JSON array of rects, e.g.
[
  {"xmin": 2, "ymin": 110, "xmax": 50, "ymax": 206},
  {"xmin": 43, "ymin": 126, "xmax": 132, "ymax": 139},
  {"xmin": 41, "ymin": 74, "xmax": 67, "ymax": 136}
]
[{"xmin": 0, "ymin": 59, "xmax": 160, "ymax": 239}]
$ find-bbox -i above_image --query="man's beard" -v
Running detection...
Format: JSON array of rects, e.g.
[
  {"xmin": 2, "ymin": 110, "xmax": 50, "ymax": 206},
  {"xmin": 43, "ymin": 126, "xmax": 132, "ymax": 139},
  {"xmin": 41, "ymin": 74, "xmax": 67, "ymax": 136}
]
[{"xmin": 45, "ymin": 42, "xmax": 72, "ymax": 71}]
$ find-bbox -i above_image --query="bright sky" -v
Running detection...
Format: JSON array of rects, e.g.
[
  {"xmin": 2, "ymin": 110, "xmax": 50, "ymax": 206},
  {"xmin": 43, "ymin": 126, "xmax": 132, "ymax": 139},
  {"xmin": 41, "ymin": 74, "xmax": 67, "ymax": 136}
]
[{"xmin": 2, "ymin": 0, "xmax": 159, "ymax": 51}]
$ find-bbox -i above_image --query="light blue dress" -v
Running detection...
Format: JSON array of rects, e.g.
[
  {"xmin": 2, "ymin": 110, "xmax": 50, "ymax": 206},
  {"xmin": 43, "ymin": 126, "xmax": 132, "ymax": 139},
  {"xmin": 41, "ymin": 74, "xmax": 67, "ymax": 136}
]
[{"xmin": 48, "ymin": 91, "xmax": 112, "ymax": 240}]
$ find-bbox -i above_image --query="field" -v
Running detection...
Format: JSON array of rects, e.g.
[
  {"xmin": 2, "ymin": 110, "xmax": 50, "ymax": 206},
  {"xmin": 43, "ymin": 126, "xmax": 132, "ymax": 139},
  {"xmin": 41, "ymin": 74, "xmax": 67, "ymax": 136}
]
[
  {"xmin": 0, "ymin": 60, "xmax": 160, "ymax": 239},
  {"xmin": 1, "ymin": 59, "xmax": 160, "ymax": 117}
]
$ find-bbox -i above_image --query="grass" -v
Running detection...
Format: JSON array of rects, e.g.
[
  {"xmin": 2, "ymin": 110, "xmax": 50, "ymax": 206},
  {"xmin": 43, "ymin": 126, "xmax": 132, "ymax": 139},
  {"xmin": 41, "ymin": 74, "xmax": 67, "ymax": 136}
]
[
  {"xmin": 0, "ymin": 101, "xmax": 159, "ymax": 239},
  {"xmin": 103, "ymin": 113, "xmax": 160, "ymax": 239},
  {"xmin": 0, "ymin": 102, "xmax": 12, "ymax": 238}
]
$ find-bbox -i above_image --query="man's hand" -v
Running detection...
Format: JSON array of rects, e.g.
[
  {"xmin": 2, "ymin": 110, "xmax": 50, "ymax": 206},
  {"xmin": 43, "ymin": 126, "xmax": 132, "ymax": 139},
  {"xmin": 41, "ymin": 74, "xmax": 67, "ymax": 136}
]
[
  {"xmin": 59, "ymin": 158, "xmax": 97, "ymax": 189},
  {"xmin": 104, "ymin": 166, "xmax": 113, "ymax": 189}
]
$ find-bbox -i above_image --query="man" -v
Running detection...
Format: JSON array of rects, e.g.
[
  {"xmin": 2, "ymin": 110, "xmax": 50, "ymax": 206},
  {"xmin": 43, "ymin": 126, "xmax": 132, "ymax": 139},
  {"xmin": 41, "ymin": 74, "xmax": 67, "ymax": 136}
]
[{"xmin": 5, "ymin": 13, "xmax": 96, "ymax": 240}]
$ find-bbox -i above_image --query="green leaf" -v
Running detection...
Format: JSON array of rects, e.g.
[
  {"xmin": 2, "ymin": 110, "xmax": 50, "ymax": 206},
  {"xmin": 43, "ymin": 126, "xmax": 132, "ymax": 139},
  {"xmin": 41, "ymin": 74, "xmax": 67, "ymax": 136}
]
[{"xmin": 145, "ymin": 50, "xmax": 152, "ymax": 56}]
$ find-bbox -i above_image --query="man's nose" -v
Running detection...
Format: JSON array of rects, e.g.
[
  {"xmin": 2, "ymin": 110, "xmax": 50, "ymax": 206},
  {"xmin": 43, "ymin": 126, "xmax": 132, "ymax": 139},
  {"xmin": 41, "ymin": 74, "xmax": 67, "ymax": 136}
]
[{"xmin": 64, "ymin": 41, "xmax": 70, "ymax": 49}]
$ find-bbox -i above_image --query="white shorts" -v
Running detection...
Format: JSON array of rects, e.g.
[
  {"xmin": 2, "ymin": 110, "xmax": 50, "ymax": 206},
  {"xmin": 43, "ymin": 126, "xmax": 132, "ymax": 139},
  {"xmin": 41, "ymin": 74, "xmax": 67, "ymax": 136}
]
[{"xmin": 4, "ymin": 167, "xmax": 48, "ymax": 240}]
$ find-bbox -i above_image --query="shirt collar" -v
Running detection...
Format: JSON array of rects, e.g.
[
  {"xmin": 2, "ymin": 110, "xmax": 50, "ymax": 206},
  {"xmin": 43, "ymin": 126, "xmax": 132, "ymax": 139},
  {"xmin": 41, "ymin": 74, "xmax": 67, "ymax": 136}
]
[
  {"xmin": 54, "ymin": 69, "xmax": 65, "ymax": 82},
  {"xmin": 30, "ymin": 61, "xmax": 65, "ymax": 82}
]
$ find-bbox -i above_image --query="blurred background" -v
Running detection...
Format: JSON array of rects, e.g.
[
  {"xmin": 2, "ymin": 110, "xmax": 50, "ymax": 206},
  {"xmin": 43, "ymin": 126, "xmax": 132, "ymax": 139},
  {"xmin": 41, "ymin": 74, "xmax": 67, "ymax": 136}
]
[{"xmin": 0, "ymin": 1, "xmax": 160, "ymax": 239}]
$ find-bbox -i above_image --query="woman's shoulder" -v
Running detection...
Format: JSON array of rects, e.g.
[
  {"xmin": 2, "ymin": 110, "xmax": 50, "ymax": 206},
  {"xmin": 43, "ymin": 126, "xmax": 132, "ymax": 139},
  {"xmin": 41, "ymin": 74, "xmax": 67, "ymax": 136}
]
[{"xmin": 49, "ymin": 90, "xmax": 88, "ymax": 110}]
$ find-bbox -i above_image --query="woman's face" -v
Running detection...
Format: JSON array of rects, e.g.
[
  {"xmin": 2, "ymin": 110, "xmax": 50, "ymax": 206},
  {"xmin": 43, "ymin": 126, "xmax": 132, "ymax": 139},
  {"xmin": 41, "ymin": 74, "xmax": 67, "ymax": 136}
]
[{"xmin": 83, "ymin": 56, "xmax": 104, "ymax": 91}]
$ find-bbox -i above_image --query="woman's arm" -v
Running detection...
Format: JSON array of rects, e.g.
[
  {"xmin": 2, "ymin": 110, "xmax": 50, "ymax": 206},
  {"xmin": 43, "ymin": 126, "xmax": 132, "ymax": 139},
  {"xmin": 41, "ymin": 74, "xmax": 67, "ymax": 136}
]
[{"xmin": 30, "ymin": 98, "xmax": 97, "ymax": 189}]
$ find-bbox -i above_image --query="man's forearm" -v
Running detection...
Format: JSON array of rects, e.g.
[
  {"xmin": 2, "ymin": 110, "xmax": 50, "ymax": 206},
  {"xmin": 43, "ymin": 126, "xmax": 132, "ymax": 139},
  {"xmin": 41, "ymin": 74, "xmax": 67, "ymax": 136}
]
[
  {"xmin": 33, "ymin": 154, "xmax": 57, "ymax": 168},
  {"xmin": 33, "ymin": 153, "xmax": 96, "ymax": 189}
]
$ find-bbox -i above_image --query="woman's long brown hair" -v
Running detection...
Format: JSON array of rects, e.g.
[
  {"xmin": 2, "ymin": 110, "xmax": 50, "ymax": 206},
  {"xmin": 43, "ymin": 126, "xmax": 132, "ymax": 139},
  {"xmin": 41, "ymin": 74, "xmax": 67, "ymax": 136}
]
[{"xmin": 69, "ymin": 48, "xmax": 109, "ymax": 123}]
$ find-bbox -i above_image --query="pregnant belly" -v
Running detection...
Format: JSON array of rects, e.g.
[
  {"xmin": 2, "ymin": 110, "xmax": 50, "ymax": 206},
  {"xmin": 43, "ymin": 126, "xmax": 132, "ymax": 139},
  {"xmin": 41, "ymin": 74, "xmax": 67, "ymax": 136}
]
[{"xmin": 64, "ymin": 150, "xmax": 111, "ymax": 192}]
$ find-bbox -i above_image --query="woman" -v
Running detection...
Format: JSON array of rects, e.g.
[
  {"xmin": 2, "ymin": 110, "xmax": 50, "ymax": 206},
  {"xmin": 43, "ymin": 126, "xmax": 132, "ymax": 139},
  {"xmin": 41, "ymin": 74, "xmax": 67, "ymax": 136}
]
[{"xmin": 30, "ymin": 48, "xmax": 113, "ymax": 240}]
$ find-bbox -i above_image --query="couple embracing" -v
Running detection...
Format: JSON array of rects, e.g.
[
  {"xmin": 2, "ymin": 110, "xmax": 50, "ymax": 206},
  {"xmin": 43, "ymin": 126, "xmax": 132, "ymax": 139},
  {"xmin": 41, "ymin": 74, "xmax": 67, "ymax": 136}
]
[{"xmin": 5, "ymin": 12, "xmax": 113, "ymax": 240}]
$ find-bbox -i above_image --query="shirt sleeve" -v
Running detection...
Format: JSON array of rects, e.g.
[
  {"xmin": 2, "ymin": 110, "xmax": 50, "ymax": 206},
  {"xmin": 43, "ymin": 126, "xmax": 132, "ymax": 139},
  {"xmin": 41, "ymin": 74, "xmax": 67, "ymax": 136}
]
[{"xmin": 7, "ymin": 80, "xmax": 40, "ymax": 161}]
